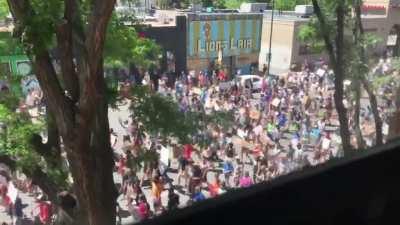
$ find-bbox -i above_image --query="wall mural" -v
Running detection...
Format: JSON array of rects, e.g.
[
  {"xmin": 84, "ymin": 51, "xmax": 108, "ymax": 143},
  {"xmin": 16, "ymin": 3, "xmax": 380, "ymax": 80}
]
[{"xmin": 187, "ymin": 19, "xmax": 262, "ymax": 58}]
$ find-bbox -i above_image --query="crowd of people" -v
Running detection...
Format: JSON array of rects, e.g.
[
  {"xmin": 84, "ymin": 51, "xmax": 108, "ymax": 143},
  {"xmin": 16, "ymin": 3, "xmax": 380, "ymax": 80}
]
[
  {"xmin": 1, "ymin": 56, "xmax": 398, "ymax": 224},
  {"xmin": 0, "ymin": 173, "xmax": 52, "ymax": 225},
  {"xmin": 109, "ymin": 57, "xmax": 397, "ymax": 222}
]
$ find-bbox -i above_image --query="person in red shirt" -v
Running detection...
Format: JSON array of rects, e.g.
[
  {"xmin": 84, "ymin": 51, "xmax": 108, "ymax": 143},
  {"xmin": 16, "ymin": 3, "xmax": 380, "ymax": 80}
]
[
  {"xmin": 208, "ymin": 174, "xmax": 221, "ymax": 198},
  {"xmin": 183, "ymin": 144, "xmax": 193, "ymax": 161},
  {"xmin": 32, "ymin": 196, "xmax": 52, "ymax": 225},
  {"xmin": 218, "ymin": 70, "xmax": 226, "ymax": 81},
  {"xmin": 117, "ymin": 156, "xmax": 126, "ymax": 178},
  {"xmin": 252, "ymin": 144, "xmax": 264, "ymax": 159},
  {"xmin": 177, "ymin": 144, "xmax": 193, "ymax": 189}
]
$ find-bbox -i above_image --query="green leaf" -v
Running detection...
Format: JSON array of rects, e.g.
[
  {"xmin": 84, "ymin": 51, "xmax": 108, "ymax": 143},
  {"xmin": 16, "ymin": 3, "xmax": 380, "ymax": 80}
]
[{"xmin": 0, "ymin": 0, "xmax": 9, "ymax": 20}]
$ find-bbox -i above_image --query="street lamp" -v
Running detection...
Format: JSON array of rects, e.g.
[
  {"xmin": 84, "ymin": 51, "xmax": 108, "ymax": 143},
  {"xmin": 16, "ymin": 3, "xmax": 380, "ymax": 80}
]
[{"xmin": 266, "ymin": 0, "xmax": 275, "ymax": 78}]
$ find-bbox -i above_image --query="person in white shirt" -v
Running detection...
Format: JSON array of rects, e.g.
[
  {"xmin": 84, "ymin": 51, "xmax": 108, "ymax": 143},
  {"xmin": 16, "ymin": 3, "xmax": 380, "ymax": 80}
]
[{"xmin": 293, "ymin": 143, "xmax": 303, "ymax": 163}]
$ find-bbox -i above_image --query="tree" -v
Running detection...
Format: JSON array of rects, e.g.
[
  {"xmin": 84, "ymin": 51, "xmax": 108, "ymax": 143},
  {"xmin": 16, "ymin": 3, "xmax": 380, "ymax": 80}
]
[
  {"xmin": 129, "ymin": 86, "xmax": 234, "ymax": 146},
  {"xmin": 214, "ymin": 0, "xmax": 227, "ymax": 9},
  {"xmin": 0, "ymin": 75, "xmax": 70, "ymax": 218},
  {"xmin": 129, "ymin": 86, "xmax": 196, "ymax": 143},
  {"xmin": 352, "ymin": 0, "xmax": 383, "ymax": 146},
  {"xmin": 0, "ymin": 31, "xmax": 24, "ymax": 55},
  {"xmin": 0, "ymin": 104, "xmax": 68, "ymax": 199},
  {"xmin": 311, "ymin": 0, "xmax": 353, "ymax": 153},
  {"xmin": 224, "ymin": 0, "xmax": 247, "ymax": 9},
  {"xmin": 5, "ymin": 0, "xmax": 117, "ymax": 224},
  {"xmin": 104, "ymin": 15, "xmax": 161, "ymax": 70},
  {"xmin": 202, "ymin": 0, "xmax": 214, "ymax": 7},
  {"xmin": 302, "ymin": 0, "xmax": 383, "ymax": 149},
  {"xmin": 388, "ymin": 57, "xmax": 400, "ymax": 139}
]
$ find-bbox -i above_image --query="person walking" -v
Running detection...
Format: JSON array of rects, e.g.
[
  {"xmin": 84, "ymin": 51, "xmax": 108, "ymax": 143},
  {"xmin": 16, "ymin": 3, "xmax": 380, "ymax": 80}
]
[
  {"xmin": 222, "ymin": 158, "xmax": 234, "ymax": 188},
  {"xmin": 239, "ymin": 171, "xmax": 253, "ymax": 188},
  {"xmin": 167, "ymin": 188, "xmax": 180, "ymax": 211}
]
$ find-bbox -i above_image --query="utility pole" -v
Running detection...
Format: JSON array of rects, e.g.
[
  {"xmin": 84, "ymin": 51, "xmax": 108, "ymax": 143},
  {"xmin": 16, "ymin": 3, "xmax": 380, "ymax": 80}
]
[{"xmin": 266, "ymin": 0, "xmax": 275, "ymax": 77}]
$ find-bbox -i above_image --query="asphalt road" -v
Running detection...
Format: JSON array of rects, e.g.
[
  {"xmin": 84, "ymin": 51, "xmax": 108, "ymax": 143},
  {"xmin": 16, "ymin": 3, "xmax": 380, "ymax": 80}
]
[
  {"xmin": 0, "ymin": 102, "xmax": 254, "ymax": 225},
  {"xmin": 0, "ymin": 91, "xmax": 377, "ymax": 225}
]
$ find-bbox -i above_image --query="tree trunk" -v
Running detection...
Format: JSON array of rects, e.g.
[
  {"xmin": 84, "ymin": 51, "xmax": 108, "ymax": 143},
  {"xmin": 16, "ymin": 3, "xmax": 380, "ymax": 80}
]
[
  {"xmin": 388, "ymin": 110, "xmax": 400, "ymax": 139},
  {"xmin": 361, "ymin": 79, "xmax": 383, "ymax": 145},
  {"xmin": 353, "ymin": 83, "xmax": 365, "ymax": 149},
  {"xmin": 388, "ymin": 85, "xmax": 400, "ymax": 139},
  {"xmin": 312, "ymin": 0, "xmax": 353, "ymax": 153},
  {"xmin": 6, "ymin": 0, "xmax": 118, "ymax": 224},
  {"xmin": 62, "ymin": 58, "xmax": 117, "ymax": 225},
  {"xmin": 353, "ymin": 0, "xmax": 384, "ymax": 146},
  {"xmin": 333, "ymin": 1, "xmax": 353, "ymax": 152}
]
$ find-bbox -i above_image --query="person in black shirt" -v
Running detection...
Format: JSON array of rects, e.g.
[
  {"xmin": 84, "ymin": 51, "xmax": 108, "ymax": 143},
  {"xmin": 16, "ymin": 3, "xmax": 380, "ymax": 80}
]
[
  {"xmin": 188, "ymin": 164, "xmax": 202, "ymax": 195},
  {"xmin": 226, "ymin": 142, "xmax": 235, "ymax": 159},
  {"xmin": 167, "ymin": 188, "xmax": 180, "ymax": 211},
  {"xmin": 149, "ymin": 66, "xmax": 160, "ymax": 91}
]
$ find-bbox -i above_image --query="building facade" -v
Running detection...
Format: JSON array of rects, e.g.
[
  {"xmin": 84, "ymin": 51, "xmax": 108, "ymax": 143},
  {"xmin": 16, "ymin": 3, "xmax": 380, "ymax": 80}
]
[
  {"xmin": 259, "ymin": 15, "xmax": 311, "ymax": 74},
  {"xmin": 143, "ymin": 11, "xmax": 263, "ymax": 76},
  {"xmin": 362, "ymin": 0, "xmax": 400, "ymax": 56},
  {"xmin": 186, "ymin": 13, "xmax": 262, "ymax": 76},
  {"xmin": 259, "ymin": 0, "xmax": 400, "ymax": 74}
]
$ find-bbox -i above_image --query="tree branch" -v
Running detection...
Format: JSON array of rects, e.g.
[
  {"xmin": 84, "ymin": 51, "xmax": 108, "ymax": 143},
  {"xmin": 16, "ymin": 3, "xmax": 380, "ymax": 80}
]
[
  {"xmin": 56, "ymin": 0, "xmax": 80, "ymax": 103},
  {"xmin": 0, "ymin": 155, "xmax": 60, "ymax": 203},
  {"xmin": 33, "ymin": 52, "xmax": 76, "ymax": 143},
  {"xmin": 46, "ymin": 108, "xmax": 61, "ymax": 154},
  {"xmin": 354, "ymin": 0, "xmax": 383, "ymax": 145},
  {"xmin": 361, "ymin": 79, "xmax": 383, "ymax": 145},
  {"xmin": 22, "ymin": 166, "xmax": 60, "ymax": 203},
  {"xmin": 79, "ymin": 0, "xmax": 116, "ymax": 123},
  {"xmin": 86, "ymin": 0, "xmax": 117, "ymax": 67},
  {"xmin": 311, "ymin": 0, "xmax": 337, "ymax": 65},
  {"xmin": 0, "ymin": 155, "xmax": 17, "ymax": 170},
  {"xmin": 7, "ymin": 0, "xmax": 77, "ymax": 144}
]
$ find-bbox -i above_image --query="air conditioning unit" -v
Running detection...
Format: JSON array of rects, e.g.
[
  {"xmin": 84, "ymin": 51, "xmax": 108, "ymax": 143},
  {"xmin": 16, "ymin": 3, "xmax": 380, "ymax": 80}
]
[{"xmin": 295, "ymin": 5, "xmax": 314, "ymax": 16}]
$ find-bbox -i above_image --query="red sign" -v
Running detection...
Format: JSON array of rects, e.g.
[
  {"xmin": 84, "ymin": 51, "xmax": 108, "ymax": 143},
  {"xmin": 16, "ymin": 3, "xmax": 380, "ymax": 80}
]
[{"xmin": 362, "ymin": 5, "xmax": 386, "ymax": 11}]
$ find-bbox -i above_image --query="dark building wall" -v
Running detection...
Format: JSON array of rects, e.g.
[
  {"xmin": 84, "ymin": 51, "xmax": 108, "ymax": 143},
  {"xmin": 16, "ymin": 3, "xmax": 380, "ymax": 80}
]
[
  {"xmin": 141, "ymin": 16, "xmax": 187, "ymax": 73},
  {"xmin": 174, "ymin": 16, "xmax": 187, "ymax": 74}
]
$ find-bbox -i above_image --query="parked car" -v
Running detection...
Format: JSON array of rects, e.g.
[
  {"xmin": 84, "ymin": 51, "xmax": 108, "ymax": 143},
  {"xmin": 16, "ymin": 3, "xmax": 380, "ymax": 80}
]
[{"xmin": 233, "ymin": 75, "xmax": 264, "ymax": 91}]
